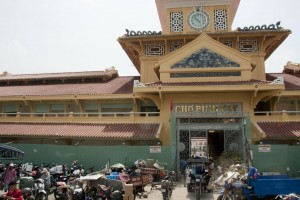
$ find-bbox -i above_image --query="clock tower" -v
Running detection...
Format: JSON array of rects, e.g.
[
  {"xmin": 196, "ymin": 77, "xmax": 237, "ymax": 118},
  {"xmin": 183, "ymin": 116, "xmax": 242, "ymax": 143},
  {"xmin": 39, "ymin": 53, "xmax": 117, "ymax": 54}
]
[{"xmin": 155, "ymin": 0, "xmax": 240, "ymax": 34}]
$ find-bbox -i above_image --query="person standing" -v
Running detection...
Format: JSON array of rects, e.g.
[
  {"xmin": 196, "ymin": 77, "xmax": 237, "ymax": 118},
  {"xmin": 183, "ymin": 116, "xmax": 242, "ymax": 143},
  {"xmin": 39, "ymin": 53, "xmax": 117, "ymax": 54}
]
[
  {"xmin": 2, "ymin": 163, "xmax": 17, "ymax": 192},
  {"xmin": 180, "ymin": 159, "xmax": 187, "ymax": 187}
]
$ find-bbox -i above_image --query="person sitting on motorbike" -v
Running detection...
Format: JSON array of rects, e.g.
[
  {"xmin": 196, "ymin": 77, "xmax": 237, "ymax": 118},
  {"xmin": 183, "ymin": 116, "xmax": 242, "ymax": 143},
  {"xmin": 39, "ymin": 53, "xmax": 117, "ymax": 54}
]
[
  {"xmin": 1, "ymin": 181, "xmax": 24, "ymax": 200},
  {"xmin": 203, "ymin": 158, "xmax": 214, "ymax": 191},
  {"xmin": 189, "ymin": 165, "xmax": 204, "ymax": 183}
]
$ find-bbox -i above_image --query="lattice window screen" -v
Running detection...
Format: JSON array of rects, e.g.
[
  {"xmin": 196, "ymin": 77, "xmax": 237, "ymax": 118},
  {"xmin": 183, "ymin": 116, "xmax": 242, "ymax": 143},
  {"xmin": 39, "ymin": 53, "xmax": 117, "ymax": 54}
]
[
  {"xmin": 214, "ymin": 9, "xmax": 228, "ymax": 30},
  {"xmin": 170, "ymin": 42, "xmax": 183, "ymax": 52},
  {"xmin": 145, "ymin": 44, "xmax": 165, "ymax": 56},
  {"xmin": 220, "ymin": 40, "xmax": 233, "ymax": 48},
  {"xmin": 238, "ymin": 39, "xmax": 259, "ymax": 53},
  {"xmin": 170, "ymin": 12, "xmax": 183, "ymax": 32}
]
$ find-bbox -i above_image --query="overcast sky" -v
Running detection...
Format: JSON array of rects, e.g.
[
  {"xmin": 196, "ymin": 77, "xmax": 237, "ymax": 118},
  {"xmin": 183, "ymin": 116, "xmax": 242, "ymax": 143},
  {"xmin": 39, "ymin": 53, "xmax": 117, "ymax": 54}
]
[{"xmin": 0, "ymin": 0, "xmax": 299, "ymax": 76}]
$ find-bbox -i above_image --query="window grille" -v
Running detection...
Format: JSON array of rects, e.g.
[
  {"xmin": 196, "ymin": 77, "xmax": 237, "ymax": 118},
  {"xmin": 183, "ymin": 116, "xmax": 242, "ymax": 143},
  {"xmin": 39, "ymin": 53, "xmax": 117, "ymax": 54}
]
[
  {"xmin": 145, "ymin": 43, "xmax": 164, "ymax": 56},
  {"xmin": 214, "ymin": 9, "xmax": 228, "ymax": 30},
  {"xmin": 220, "ymin": 40, "xmax": 233, "ymax": 48},
  {"xmin": 238, "ymin": 39, "xmax": 259, "ymax": 53},
  {"xmin": 170, "ymin": 12, "xmax": 183, "ymax": 32},
  {"xmin": 170, "ymin": 42, "xmax": 183, "ymax": 52}
]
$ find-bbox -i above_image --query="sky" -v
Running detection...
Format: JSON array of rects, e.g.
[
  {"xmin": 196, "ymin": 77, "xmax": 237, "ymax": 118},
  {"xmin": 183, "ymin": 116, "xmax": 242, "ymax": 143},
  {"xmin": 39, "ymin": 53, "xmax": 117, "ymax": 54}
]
[{"xmin": 0, "ymin": 0, "xmax": 299, "ymax": 76}]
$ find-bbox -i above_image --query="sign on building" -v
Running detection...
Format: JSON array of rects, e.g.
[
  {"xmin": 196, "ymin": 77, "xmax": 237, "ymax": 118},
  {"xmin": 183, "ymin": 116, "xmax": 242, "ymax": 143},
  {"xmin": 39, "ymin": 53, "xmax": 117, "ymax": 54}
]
[
  {"xmin": 258, "ymin": 144, "xmax": 271, "ymax": 152},
  {"xmin": 150, "ymin": 146, "xmax": 161, "ymax": 153}
]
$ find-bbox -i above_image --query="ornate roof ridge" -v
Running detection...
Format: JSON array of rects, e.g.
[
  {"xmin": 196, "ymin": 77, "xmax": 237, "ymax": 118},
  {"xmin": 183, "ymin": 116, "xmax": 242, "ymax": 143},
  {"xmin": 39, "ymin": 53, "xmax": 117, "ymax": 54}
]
[
  {"xmin": 145, "ymin": 79, "xmax": 270, "ymax": 86},
  {"xmin": 0, "ymin": 67, "xmax": 118, "ymax": 81}
]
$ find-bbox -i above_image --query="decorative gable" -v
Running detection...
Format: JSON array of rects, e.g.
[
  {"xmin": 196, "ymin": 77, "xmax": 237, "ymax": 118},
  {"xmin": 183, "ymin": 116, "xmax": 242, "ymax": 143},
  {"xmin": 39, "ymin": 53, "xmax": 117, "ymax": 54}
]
[
  {"xmin": 171, "ymin": 48, "xmax": 240, "ymax": 69},
  {"xmin": 157, "ymin": 33, "xmax": 254, "ymax": 82}
]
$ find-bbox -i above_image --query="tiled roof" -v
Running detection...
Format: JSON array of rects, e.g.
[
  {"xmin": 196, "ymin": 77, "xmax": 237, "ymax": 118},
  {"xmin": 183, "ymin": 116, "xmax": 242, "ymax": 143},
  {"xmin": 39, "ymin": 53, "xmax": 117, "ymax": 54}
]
[
  {"xmin": 0, "ymin": 71, "xmax": 113, "ymax": 81},
  {"xmin": 0, "ymin": 122, "xmax": 161, "ymax": 140},
  {"xmin": 266, "ymin": 73, "xmax": 300, "ymax": 90},
  {"xmin": 257, "ymin": 121, "xmax": 300, "ymax": 139},
  {"xmin": 145, "ymin": 80, "xmax": 270, "ymax": 87},
  {"xmin": 0, "ymin": 77, "xmax": 137, "ymax": 96}
]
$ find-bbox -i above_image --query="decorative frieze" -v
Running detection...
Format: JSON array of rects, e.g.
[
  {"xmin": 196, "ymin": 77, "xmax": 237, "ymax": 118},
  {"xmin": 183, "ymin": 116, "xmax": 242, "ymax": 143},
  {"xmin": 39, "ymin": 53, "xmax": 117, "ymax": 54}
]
[{"xmin": 171, "ymin": 48, "xmax": 240, "ymax": 69}]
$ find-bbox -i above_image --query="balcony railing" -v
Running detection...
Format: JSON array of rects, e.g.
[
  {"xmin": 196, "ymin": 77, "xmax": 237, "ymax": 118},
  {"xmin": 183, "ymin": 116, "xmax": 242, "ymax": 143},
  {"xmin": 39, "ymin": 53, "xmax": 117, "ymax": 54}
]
[
  {"xmin": 254, "ymin": 110, "xmax": 300, "ymax": 116},
  {"xmin": 0, "ymin": 111, "xmax": 160, "ymax": 118}
]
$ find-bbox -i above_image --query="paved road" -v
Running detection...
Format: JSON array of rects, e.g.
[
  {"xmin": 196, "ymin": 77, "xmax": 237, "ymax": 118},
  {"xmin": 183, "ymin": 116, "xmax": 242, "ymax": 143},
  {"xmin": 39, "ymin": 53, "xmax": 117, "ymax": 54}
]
[
  {"xmin": 141, "ymin": 181, "xmax": 218, "ymax": 200},
  {"xmin": 1, "ymin": 181, "xmax": 219, "ymax": 200},
  {"xmin": 46, "ymin": 182, "xmax": 219, "ymax": 200}
]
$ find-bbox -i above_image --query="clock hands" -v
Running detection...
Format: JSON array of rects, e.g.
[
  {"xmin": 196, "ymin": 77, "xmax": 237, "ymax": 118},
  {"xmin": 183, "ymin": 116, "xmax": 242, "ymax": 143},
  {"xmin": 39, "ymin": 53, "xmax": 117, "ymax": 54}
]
[{"xmin": 194, "ymin": 17, "xmax": 201, "ymax": 23}]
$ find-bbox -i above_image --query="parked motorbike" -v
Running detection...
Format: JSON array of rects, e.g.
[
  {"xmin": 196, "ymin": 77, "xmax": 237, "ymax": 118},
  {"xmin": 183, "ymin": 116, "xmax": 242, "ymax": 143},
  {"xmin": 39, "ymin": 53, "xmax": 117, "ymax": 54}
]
[
  {"xmin": 166, "ymin": 170, "xmax": 176, "ymax": 189},
  {"xmin": 161, "ymin": 179, "xmax": 172, "ymax": 200},
  {"xmin": 33, "ymin": 178, "xmax": 48, "ymax": 200},
  {"xmin": 97, "ymin": 184, "xmax": 113, "ymax": 200},
  {"xmin": 21, "ymin": 187, "xmax": 35, "ymax": 200},
  {"xmin": 217, "ymin": 178, "xmax": 246, "ymax": 200},
  {"xmin": 54, "ymin": 181, "xmax": 70, "ymax": 200},
  {"xmin": 71, "ymin": 185, "xmax": 84, "ymax": 200},
  {"xmin": 70, "ymin": 165, "xmax": 84, "ymax": 178}
]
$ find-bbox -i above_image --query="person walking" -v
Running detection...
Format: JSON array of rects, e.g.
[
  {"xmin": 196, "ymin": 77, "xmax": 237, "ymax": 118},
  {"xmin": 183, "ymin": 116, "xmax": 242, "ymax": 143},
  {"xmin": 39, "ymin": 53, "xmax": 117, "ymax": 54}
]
[{"xmin": 2, "ymin": 163, "xmax": 17, "ymax": 192}]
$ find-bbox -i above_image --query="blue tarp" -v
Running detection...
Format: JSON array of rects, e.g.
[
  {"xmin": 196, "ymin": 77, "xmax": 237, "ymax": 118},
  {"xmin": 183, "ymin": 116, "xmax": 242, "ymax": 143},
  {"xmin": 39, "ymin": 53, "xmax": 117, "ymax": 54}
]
[{"xmin": 0, "ymin": 144, "xmax": 24, "ymax": 160}]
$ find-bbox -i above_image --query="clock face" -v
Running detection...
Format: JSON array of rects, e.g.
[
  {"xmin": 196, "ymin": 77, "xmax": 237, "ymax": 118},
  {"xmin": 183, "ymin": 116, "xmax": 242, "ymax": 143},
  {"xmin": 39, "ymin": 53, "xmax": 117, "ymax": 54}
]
[{"xmin": 188, "ymin": 11, "xmax": 209, "ymax": 31}]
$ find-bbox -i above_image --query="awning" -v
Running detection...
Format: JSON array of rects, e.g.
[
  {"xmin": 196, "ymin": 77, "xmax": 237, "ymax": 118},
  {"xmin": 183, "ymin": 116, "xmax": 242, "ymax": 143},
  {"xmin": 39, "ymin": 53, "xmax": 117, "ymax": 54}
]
[
  {"xmin": 0, "ymin": 122, "xmax": 162, "ymax": 140},
  {"xmin": 0, "ymin": 144, "xmax": 24, "ymax": 160},
  {"xmin": 255, "ymin": 121, "xmax": 300, "ymax": 140}
]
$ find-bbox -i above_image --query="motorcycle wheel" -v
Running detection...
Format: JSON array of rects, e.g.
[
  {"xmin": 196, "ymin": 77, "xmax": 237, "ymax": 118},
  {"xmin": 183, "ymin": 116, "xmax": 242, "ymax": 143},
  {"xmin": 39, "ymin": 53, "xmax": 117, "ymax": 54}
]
[
  {"xmin": 168, "ymin": 188, "xmax": 172, "ymax": 197},
  {"xmin": 217, "ymin": 194, "xmax": 230, "ymax": 200},
  {"xmin": 36, "ymin": 193, "xmax": 48, "ymax": 200},
  {"xmin": 163, "ymin": 192, "xmax": 168, "ymax": 200},
  {"xmin": 195, "ymin": 188, "xmax": 200, "ymax": 200},
  {"xmin": 54, "ymin": 189, "xmax": 61, "ymax": 200}
]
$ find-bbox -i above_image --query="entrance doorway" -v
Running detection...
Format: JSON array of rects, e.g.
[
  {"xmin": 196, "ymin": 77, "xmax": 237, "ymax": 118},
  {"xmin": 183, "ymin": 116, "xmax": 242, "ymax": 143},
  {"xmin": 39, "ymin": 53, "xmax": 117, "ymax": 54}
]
[{"xmin": 207, "ymin": 130, "xmax": 224, "ymax": 158}]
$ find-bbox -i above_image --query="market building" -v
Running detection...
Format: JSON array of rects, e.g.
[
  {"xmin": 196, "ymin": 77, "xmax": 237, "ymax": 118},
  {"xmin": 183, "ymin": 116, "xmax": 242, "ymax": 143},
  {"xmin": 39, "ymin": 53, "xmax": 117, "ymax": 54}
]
[{"xmin": 1, "ymin": 0, "xmax": 300, "ymax": 176}]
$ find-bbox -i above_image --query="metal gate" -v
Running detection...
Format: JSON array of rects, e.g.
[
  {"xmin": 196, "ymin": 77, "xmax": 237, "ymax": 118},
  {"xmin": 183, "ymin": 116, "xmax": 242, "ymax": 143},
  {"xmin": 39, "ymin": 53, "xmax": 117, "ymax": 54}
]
[{"xmin": 175, "ymin": 118, "xmax": 242, "ymax": 176}]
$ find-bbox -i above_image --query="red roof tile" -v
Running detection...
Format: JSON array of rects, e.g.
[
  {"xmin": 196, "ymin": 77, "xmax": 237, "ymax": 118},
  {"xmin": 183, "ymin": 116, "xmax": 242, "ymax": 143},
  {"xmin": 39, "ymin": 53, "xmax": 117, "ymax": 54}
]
[
  {"xmin": 0, "ymin": 77, "xmax": 137, "ymax": 96},
  {"xmin": 0, "ymin": 71, "xmax": 113, "ymax": 81},
  {"xmin": 145, "ymin": 80, "xmax": 270, "ymax": 87},
  {"xmin": 257, "ymin": 121, "xmax": 300, "ymax": 139},
  {"xmin": 266, "ymin": 73, "xmax": 300, "ymax": 90},
  {"xmin": 0, "ymin": 122, "xmax": 161, "ymax": 140}
]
